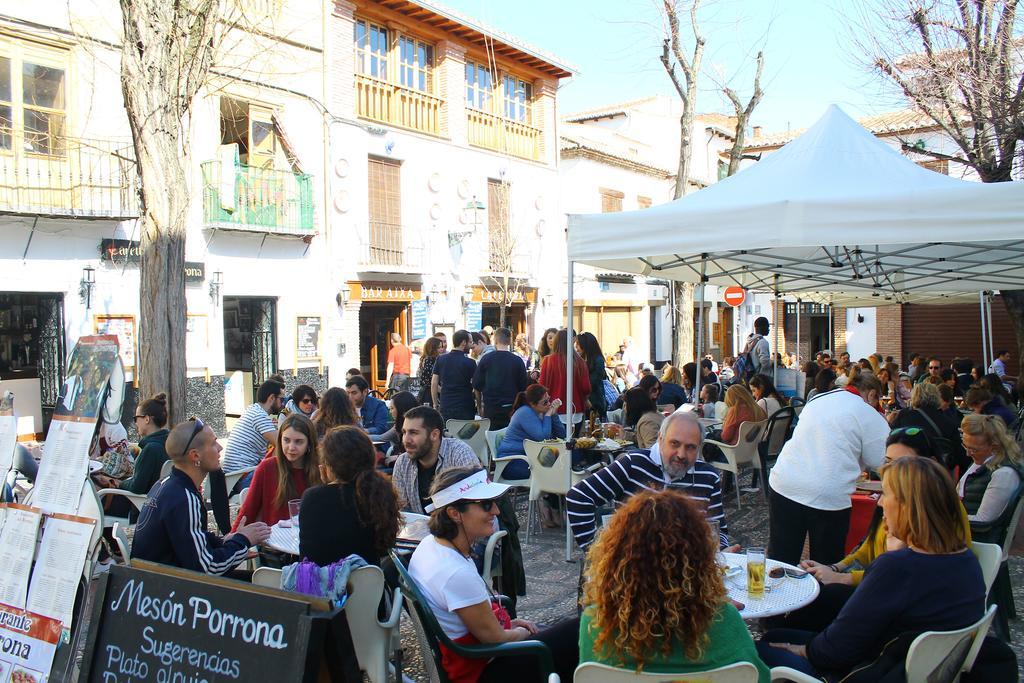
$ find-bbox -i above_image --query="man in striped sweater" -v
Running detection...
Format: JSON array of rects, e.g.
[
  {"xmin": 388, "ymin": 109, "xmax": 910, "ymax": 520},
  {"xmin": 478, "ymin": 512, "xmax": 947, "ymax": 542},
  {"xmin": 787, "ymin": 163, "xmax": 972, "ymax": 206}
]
[{"xmin": 567, "ymin": 411, "xmax": 732, "ymax": 549}]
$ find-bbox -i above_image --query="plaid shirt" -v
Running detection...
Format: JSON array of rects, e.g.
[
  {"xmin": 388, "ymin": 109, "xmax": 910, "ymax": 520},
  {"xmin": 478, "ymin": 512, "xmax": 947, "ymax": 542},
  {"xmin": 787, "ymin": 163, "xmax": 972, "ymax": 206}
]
[{"xmin": 391, "ymin": 437, "xmax": 481, "ymax": 513}]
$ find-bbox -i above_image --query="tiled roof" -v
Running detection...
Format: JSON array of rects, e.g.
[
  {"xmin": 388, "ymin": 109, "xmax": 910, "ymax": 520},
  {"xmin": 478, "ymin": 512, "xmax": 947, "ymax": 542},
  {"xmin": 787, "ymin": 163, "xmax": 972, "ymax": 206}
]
[
  {"xmin": 562, "ymin": 97, "xmax": 664, "ymax": 122},
  {"xmin": 559, "ymin": 130, "xmax": 675, "ymax": 176},
  {"xmin": 746, "ymin": 108, "xmax": 941, "ymax": 149}
]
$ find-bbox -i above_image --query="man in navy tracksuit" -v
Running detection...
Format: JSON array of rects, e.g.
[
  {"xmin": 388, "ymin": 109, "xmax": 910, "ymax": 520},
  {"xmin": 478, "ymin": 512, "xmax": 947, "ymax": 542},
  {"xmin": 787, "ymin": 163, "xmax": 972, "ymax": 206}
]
[{"xmin": 132, "ymin": 418, "xmax": 270, "ymax": 576}]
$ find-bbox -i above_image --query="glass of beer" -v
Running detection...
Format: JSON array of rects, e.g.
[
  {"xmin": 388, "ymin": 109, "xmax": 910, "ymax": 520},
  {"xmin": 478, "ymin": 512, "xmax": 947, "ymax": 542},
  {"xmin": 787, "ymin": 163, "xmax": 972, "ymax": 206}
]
[{"xmin": 747, "ymin": 547, "xmax": 766, "ymax": 598}]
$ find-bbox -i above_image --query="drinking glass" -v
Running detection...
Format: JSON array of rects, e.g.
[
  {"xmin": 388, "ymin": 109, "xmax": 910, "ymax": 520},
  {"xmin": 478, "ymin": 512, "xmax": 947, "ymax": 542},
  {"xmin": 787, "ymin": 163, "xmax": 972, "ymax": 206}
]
[
  {"xmin": 288, "ymin": 499, "xmax": 301, "ymax": 527},
  {"xmin": 747, "ymin": 547, "xmax": 766, "ymax": 598}
]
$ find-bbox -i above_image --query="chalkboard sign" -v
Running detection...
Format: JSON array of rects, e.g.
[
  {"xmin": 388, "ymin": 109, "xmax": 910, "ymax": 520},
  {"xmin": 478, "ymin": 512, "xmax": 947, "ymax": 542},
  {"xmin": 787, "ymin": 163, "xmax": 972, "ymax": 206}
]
[
  {"xmin": 79, "ymin": 562, "xmax": 335, "ymax": 683},
  {"xmin": 296, "ymin": 316, "xmax": 321, "ymax": 360}
]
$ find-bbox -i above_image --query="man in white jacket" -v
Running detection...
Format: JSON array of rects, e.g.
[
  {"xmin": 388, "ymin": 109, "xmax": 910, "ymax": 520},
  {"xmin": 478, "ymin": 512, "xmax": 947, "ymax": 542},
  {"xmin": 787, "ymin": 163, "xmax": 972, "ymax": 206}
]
[{"xmin": 767, "ymin": 373, "xmax": 889, "ymax": 565}]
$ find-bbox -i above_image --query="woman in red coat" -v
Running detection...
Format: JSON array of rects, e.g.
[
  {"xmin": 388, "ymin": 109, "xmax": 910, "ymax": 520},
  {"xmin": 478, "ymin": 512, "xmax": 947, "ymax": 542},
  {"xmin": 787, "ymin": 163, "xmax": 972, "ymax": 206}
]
[
  {"xmin": 232, "ymin": 412, "xmax": 321, "ymax": 529},
  {"xmin": 539, "ymin": 329, "xmax": 591, "ymax": 416}
]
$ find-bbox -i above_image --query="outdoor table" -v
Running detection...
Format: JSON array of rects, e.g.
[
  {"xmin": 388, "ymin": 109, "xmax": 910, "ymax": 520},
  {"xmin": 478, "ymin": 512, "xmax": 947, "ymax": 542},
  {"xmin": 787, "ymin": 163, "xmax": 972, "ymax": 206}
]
[
  {"xmin": 698, "ymin": 417, "xmax": 722, "ymax": 428},
  {"xmin": 263, "ymin": 513, "xmax": 432, "ymax": 557},
  {"xmin": 721, "ymin": 552, "xmax": 820, "ymax": 620},
  {"xmin": 265, "ymin": 520, "xmax": 300, "ymax": 556},
  {"xmin": 846, "ymin": 492, "xmax": 878, "ymax": 554}
]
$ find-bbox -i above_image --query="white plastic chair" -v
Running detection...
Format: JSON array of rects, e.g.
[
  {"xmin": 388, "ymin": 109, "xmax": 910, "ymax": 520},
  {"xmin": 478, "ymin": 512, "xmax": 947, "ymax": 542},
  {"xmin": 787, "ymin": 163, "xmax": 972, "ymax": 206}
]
[
  {"xmin": 94, "ymin": 487, "xmax": 148, "ymax": 529},
  {"xmin": 202, "ymin": 466, "xmax": 257, "ymax": 505},
  {"xmin": 482, "ymin": 529, "xmax": 507, "ymax": 582},
  {"xmin": 159, "ymin": 459, "xmax": 174, "ymax": 479},
  {"xmin": 523, "ymin": 439, "xmax": 587, "ymax": 562},
  {"xmin": 252, "ymin": 566, "xmax": 283, "ymax": 588},
  {"xmin": 704, "ymin": 420, "xmax": 766, "ymax": 508},
  {"xmin": 576, "ymin": 661, "xmax": 758, "ymax": 682},
  {"xmin": 559, "ymin": 412, "xmax": 584, "ymax": 437},
  {"xmin": 446, "ymin": 418, "xmax": 491, "ymax": 468},
  {"xmin": 238, "ymin": 486, "xmax": 250, "ymax": 509},
  {"xmin": 346, "ymin": 565, "xmax": 404, "ymax": 683},
  {"xmin": 769, "ymin": 605, "xmax": 997, "ymax": 683},
  {"xmin": 111, "ymin": 521, "xmax": 132, "ymax": 564},
  {"xmin": 972, "ymin": 541, "xmax": 1002, "ymax": 596},
  {"xmin": 486, "ymin": 428, "xmax": 530, "ymax": 488}
]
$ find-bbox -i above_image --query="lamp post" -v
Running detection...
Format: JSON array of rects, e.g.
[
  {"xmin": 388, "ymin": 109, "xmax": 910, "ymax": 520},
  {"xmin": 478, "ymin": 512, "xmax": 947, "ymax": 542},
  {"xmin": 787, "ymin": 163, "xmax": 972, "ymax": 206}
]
[
  {"xmin": 209, "ymin": 270, "xmax": 223, "ymax": 304},
  {"xmin": 449, "ymin": 196, "xmax": 485, "ymax": 247}
]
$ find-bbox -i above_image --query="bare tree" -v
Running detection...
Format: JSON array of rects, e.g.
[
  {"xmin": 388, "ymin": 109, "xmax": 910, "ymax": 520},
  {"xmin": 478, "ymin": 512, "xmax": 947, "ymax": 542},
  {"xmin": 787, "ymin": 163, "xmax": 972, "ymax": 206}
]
[
  {"xmin": 120, "ymin": 0, "xmax": 221, "ymax": 422},
  {"xmin": 722, "ymin": 51, "xmax": 765, "ymax": 176},
  {"xmin": 482, "ymin": 176, "xmax": 525, "ymax": 329},
  {"xmin": 858, "ymin": 0, "xmax": 1024, "ymax": 373}
]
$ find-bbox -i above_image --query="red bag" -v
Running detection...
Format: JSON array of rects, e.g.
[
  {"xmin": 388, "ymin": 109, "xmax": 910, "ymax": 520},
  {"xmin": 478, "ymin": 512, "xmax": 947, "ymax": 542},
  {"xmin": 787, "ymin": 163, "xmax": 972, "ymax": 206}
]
[{"xmin": 438, "ymin": 601, "xmax": 512, "ymax": 683}]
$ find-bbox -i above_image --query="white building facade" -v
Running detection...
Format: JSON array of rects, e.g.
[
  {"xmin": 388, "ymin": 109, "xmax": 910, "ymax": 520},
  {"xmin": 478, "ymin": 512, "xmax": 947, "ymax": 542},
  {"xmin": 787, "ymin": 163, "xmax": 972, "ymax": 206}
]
[{"xmin": 0, "ymin": 0, "xmax": 572, "ymax": 436}]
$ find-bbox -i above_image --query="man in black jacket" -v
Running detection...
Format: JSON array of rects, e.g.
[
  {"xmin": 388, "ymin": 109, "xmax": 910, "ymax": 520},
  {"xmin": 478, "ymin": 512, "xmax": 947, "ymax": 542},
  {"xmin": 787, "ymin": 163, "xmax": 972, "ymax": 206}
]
[{"xmin": 132, "ymin": 418, "xmax": 269, "ymax": 576}]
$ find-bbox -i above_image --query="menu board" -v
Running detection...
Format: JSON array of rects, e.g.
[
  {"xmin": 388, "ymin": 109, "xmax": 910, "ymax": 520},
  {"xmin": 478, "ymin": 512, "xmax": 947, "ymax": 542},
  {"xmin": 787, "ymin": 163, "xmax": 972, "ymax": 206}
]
[
  {"xmin": 296, "ymin": 316, "xmax": 321, "ymax": 360},
  {"xmin": 26, "ymin": 513, "xmax": 96, "ymax": 631},
  {"xmin": 410, "ymin": 299, "xmax": 428, "ymax": 340},
  {"xmin": 81, "ymin": 563, "xmax": 335, "ymax": 683},
  {"xmin": 465, "ymin": 302, "xmax": 482, "ymax": 332},
  {"xmin": 0, "ymin": 504, "xmax": 41, "ymax": 609},
  {"xmin": 93, "ymin": 315, "xmax": 136, "ymax": 373},
  {"xmin": 0, "ymin": 603, "xmax": 62, "ymax": 683}
]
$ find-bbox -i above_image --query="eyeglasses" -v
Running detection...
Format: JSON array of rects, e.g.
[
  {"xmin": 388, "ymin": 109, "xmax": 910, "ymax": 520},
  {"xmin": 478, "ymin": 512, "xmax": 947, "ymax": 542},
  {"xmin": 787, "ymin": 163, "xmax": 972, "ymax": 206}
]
[
  {"xmin": 132, "ymin": 414, "xmax": 146, "ymax": 422},
  {"xmin": 466, "ymin": 499, "xmax": 498, "ymax": 512},
  {"xmin": 300, "ymin": 397, "xmax": 317, "ymax": 405},
  {"xmin": 180, "ymin": 417, "xmax": 205, "ymax": 459},
  {"xmin": 928, "ymin": 365, "xmax": 941, "ymax": 370}
]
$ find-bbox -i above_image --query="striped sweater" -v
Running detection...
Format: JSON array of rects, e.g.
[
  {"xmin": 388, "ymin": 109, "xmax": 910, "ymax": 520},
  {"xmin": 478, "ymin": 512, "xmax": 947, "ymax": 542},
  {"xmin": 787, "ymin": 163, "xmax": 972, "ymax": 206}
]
[{"xmin": 566, "ymin": 443, "xmax": 727, "ymax": 548}]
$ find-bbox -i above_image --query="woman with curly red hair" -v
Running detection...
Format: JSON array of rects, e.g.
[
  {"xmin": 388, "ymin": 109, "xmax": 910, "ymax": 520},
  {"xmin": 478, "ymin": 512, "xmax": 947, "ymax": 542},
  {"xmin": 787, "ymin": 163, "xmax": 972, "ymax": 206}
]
[{"xmin": 580, "ymin": 489, "xmax": 769, "ymax": 680}]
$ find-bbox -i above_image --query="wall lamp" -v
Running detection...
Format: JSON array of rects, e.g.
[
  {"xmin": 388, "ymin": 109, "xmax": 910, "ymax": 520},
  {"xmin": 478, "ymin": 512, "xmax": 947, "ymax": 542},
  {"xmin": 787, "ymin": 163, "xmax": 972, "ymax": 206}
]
[
  {"xmin": 336, "ymin": 283, "xmax": 352, "ymax": 307},
  {"xmin": 79, "ymin": 266, "xmax": 95, "ymax": 309},
  {"xmin": 209, "ymin": 271, "xmax": 223, "ymax": 304}
]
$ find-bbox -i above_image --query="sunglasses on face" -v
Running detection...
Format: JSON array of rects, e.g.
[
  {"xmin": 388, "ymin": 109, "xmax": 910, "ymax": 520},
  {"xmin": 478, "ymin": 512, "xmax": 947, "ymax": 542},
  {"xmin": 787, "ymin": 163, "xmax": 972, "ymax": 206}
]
[
  {"xmin": 181, "ymin": 416, "xmax": 205, "ymax": 458},
  {"xmin": 929, "ymin": 365, "xmax": 941, "ymax": 370},
  {"xmin": 466, "ymin": 499, "xmax": 498, "ymax": 512},
  {"xmin": 300, "ymin": 397, "xmax": 317, "ymax": 405}
]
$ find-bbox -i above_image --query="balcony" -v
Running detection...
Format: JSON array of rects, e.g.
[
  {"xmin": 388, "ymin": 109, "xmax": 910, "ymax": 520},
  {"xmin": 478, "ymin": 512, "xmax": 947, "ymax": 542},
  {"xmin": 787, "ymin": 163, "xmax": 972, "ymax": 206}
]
[
  {"xmin": 0, "ymin": 132, "xmax": 139, "ymax": 219},
  {"xmin": 358, "ymin": 221, "xmax": 423, "ymax": 271},
  {"xmin": 201, "ymin": 161, "xmax": 315, "ymax": 235},
  {"xmin": 355, "ymin": 73, "xmax": 443, "ymax": 136},
  {"xmin": 466, "ymin": 108, "xmax": 542, "ymax": 161}
]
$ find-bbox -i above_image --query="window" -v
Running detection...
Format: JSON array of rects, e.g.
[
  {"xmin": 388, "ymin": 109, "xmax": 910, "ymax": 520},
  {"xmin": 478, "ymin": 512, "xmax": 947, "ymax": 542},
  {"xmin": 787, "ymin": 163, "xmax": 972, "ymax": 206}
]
[
  {"xmin": 354, "ymin": 19, "xmax": 388, "ymax": 80},
  {"xmin": 220, "ymin": 97, "xmax": 278, "ymax": 168},
  {"xmin": 465, "ymin": 62, "xmax": 493, "ymax": 110},
  {"xmin": 599, "ymin": 188, "xmax": 623, "ymax": 213},
  {"xmin": 398, "ymin": 36, "xmax": 433, "ymax": 93},
  {"xmin": 637, "ymin": 196, "xmax": 652, "ymax": 209},
  {"xmin": 0, "ymin": 42, "xmax": 67, "ymax": 156},
  {"xmin": 502, "ymin": 74, "xmax": 532, "ymax": 123}
]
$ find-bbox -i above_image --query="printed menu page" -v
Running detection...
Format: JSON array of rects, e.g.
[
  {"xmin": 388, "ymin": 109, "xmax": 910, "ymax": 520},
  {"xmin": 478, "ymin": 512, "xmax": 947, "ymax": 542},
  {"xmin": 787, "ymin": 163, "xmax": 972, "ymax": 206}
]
[
  {"xmin": 0, "ymin": 504, "xmax": 42, "ymax": 609},
  {"xmin": 32, "ymin": 419, "xmax": 95, "ymax": 516},
  {"xmin": 26, "ymin": 513, "xmax": 97, "ymax": 631},
  {"xmin": 0, "ymin": 415, "xmax": 16, "ymax": 477}
]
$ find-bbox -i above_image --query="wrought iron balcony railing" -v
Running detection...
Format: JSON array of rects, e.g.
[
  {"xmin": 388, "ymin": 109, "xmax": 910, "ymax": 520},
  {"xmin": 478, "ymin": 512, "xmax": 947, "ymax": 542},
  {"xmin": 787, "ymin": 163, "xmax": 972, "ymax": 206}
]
[
  {"xmin": 359, "ymin": 221, "xmax": 424, "ymax": 270},
  {"xmin": 0, "ymin": 131, "xmax": 139, "ymax": 218},
  {"xmin": 201, "ymin": 160, "xmax": 315, "ymax": 235}
]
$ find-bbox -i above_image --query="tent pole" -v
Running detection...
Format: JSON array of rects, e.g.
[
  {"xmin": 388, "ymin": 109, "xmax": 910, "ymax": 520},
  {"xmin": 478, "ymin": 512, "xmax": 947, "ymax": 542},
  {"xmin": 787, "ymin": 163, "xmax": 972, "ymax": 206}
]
[
  {"xmin": 695, "ymin": 270, "xmax": 705, "ymax": 405},
  {"xmin": 828, "ymin": 303, "xmax": 834, "ymax": 355},
  {"xmin": 773, "ymin": 276, "xmax": 779, "ymax": 388},
  {"xmin": 796, "ymin": 299, "xmax": 802, "ymax": 368},
  {"xmin": 986, "ymin": 292, "xmax": 995, "ymax": 367},
  {"xmin": 980, "ymin": 291, "xmax": 989, "ymax": 371},
  {"xmin": 565, "ymin": 258, "xmax": 574, "ymax": 563}
]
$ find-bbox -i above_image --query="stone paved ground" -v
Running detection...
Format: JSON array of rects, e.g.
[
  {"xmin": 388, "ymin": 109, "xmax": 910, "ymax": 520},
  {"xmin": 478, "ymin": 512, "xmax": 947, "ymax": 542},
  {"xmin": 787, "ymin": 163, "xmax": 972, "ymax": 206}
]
[{"xmin": 397, "ymin": 484, "xmax": 1024, "ymax": 682}]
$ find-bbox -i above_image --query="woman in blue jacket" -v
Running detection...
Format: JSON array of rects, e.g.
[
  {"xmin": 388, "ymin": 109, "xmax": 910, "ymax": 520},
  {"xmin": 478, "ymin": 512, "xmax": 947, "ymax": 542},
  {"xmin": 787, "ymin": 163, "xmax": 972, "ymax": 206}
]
[{"xmin": 496, "ymin": 384, "xmax": 566, "ymax": 479}]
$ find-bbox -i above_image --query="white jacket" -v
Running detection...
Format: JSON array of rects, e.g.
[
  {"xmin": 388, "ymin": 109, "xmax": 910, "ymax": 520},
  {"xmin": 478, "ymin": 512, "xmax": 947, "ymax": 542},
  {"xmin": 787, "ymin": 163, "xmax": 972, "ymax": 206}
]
[{"xmin": 769, "ymin": 389, "xmax": 888, "ymax": 510}]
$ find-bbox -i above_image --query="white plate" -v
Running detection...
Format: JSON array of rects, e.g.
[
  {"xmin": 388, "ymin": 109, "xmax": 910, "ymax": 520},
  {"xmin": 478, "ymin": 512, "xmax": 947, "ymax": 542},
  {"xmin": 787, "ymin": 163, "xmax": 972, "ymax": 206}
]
[{"xmin": 856, "ymin": 480, "xmax": 882, "ymax": 493}]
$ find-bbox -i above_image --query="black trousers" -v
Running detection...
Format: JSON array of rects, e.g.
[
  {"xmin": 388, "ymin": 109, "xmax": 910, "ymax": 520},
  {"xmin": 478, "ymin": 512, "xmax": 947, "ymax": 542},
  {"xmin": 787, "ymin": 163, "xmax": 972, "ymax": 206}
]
[
  {"xmin": 479, "ymin": 617, "xmax": 580, "ymax": 683},
  {"xmin": 482, "ymin": 406, "xmax": 513, "ymax": 431},
  {"xmin": 763, "ymin": 581, "xmax": 856, "ymax": 632},
  {"xmin": 768, "ymin": 489, "xmax": 851, "ymax": 566}
]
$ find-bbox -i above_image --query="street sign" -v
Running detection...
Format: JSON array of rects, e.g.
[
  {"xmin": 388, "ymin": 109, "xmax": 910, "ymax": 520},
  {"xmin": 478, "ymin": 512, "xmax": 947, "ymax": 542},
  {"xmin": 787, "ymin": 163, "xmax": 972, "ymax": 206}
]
[{"xmin": 724, "ymin": 286, "xmax": 746, "ymax": 307}]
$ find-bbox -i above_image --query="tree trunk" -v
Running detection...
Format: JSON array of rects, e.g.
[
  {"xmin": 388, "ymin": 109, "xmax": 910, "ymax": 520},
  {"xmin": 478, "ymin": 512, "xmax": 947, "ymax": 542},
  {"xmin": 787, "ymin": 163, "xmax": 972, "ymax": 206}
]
[
  {"xmin": 1002, "ymin": 291, "xmax": 1024, "ymax": 373},
  {"xmin": 672, "ymin": 282, "xmax": 695, "ymax": 366},
  {"xmin": 120, "ymin": 0, "xmax": 218, "ymax": 424}
]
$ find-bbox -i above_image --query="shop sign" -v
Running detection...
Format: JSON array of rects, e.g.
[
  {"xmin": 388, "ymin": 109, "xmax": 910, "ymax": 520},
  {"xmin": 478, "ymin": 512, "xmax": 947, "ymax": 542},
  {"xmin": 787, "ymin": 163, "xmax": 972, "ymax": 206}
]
[
  {"xmin": 296, "ymin": 316, "xmax": 321, "ymax": 360},
  {"xmin": 472, "ymin": 286, "xmax": 536, "ymax": 304},
  {"xmin": 410, "ymin": 300, "xmax": 428, "ymax": 340},
  {"xmin": 465, "ymin": 302, "xmax": 482, "ymax": 331},
  {"xmin": 0, "ymin": 602, "xmax": 62, "ymax": 683},
  {"xmin": 350, "ymin": 282, "xmax": 422, "ymax": 302},
  {"xmin": 100, "ymin": 239, "xmax": 205, "ymax": 282}
]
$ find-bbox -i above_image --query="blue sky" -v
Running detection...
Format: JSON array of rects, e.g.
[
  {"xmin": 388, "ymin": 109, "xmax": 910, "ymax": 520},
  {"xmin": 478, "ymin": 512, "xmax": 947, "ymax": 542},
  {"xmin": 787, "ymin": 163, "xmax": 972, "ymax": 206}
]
[{"xmin": 442, "ymin": 0, "xmax": 905, "ymax": 134}]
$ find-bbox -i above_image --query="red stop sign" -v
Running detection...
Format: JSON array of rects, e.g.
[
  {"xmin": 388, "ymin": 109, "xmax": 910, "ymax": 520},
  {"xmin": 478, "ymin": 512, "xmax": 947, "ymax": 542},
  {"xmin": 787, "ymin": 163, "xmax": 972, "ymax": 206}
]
[{"xmin": 724, "ymin": 286, "xmax": 746, "ymax": 307}]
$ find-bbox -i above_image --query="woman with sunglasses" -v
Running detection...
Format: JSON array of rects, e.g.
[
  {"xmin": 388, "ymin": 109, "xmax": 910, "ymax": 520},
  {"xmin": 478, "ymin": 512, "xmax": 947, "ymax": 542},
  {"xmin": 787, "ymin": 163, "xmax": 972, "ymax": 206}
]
[
  {"xmin": 410, "ymin": 466, "xmax": 579, "ymax": 682},
  {"xmin": 283, "ymin": 385, "xmax": 318, "ymax": 418},
  {"xmin": 231, "ymin": 413, "xmax": 321, "ymax": 531},
  {"xmin": 96, "ymin": 392, "xmax": 170, "ymax": 520},
  {"xmin": 766, "ymin": 427, "xmax": 971, "ymax": 632},
  {"xmin": 494, "ymin": 384, "xmax": 565, "ymax": 480},
  {"xmin": 958, "ymin": 413, "xmax": 1024, "ymax": 524}
]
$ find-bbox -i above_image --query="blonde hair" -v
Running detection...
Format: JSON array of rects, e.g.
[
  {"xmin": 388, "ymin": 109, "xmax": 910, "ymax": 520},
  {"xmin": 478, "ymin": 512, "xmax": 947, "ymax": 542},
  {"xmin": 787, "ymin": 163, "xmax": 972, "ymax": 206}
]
[
  {"xmin": 960, "ymin": 413, "xmax": 1022, "ymax": 471},
  {"xmin": 868, "ymin": 356, "xmax": 881, "ymax": 375},
  {"xmin": 724, "ymin": 384, "xmax": 766, "ymax": 421},
  {"xmin": 846, "ymin": 364, "xmax": 861, "ymax": 380},
  {"xmin": 661, "ymin": 364, "xmax": 682, "ymax": 385},
  {"xmin": 880, "ymin": 456, "xmax": 967, "ymax": 554},
  {"xmin": 910, "ymin": 382, "xmax": 941, "ymax": 410}
]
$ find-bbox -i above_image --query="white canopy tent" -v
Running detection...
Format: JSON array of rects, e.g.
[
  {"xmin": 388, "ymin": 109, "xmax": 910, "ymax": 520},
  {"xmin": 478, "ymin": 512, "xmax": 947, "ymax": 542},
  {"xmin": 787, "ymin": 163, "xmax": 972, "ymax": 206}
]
[{"xmin": 560, "ymin": 106, "xmax": 1024, "ymax": 526}]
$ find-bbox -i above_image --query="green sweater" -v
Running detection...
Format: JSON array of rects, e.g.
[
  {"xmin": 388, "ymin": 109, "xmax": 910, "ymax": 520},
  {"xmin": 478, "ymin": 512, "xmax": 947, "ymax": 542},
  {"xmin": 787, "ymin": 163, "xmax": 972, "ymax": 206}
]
[
  {"xmin": 119, "ymin": 429, "xmax": 169, "ymax": 495},
  {"xmin": 579, "ymin": 603, "xmax": 769, "ymax": 683}
]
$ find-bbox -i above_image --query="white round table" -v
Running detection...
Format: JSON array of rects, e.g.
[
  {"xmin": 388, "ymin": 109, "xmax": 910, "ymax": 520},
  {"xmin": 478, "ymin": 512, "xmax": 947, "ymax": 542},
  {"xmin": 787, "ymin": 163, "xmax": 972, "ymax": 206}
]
[
  {"xmin": 264, "ymin": 513, "xmax": 432, "ymax": 557},
  {"xmin": 265, "ymin": 521, "xmax": 300, "ymax": 555},
  {"xmin": 721, "ymin": 552, "xmax": 820, "ymax": 620}
]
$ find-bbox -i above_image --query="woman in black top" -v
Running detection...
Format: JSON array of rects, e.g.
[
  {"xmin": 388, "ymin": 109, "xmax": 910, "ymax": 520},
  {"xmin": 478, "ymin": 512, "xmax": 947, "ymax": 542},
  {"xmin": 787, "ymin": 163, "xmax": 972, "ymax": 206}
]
[
  {"xmin": 576, "ymin": 332, "xmax": 607, "ymax": 419},
  {"xmin": 418, "ymin": 336, "xmax": 443, "ymax": 405},
  {"xmin": 299, "ymin": 426, "xmax": 400, "ymax": 565}
]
